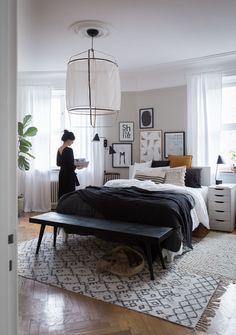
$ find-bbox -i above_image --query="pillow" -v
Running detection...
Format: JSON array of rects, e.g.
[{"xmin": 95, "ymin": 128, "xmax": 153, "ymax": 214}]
[
  {"xmin": 168, "ymin": 155, "xmax": 193, "ymax": 168},
  {"xmin": 185, "ymin": 167, "xmax": 202, "ymax": 188},
  {"xmin": 151, "ymin": 160, "xmax": 170, "ymax": 167},
  {"xmin": 164, "ymin": 166, "xmax": 186, "ymax": 186},
  {"xmin": 135, "ymin": 169, "xmax": 166, "ymax": 184},
  {"xmin": 134, "ymin": 161, "xmax": 152, "ymax": 168},
  {"xmin": 129, "ymin": 160, "xmax": 152, "ymax": 178}
]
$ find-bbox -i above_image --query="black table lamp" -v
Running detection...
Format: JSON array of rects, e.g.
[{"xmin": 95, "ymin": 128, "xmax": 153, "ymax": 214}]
[{"xmin": 215, "ymin": 155, "xmax": 224, "ymax": 185}]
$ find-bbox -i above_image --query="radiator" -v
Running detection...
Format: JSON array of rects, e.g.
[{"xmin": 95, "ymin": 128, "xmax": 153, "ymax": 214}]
[{"xmin": 50, "ymin": 180, "xmax": 58, "ymax": 209}]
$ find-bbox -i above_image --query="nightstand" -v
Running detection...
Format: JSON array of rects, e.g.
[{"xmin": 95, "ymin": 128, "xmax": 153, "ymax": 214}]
[{"xmin": 208, "ymin": 184, "xmax": 236, "ymax": 232}]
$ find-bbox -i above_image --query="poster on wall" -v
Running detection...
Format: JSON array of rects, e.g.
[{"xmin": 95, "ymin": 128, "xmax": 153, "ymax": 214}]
[
  {"xmin": 119, "ymin": 121, "xmax": 134, "ymax": 141},
  {"xmin": 112, "ymin": 143, "xmax": 132, "ymax": 168},
  {"xmin": 140, "ymin": 130, "xmax": 162, "ymax": 162},
  {"xmin": 139, "ymin": 108, "xmax": 154, "ymax": 129},
  {"xmin": 164, "ymin": 131, "xmax": 185, "ymax": 158}
]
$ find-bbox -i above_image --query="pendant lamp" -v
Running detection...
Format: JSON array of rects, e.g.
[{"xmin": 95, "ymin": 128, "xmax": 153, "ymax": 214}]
[{"xmin": 66, "ymin": 27, "xmax": 121, "ymax": 128}]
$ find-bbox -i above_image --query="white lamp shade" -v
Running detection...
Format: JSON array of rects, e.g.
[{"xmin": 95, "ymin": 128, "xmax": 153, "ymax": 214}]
[{"xmin": 66, "ymin": 50, "xmax": 121, "ymax": 116}]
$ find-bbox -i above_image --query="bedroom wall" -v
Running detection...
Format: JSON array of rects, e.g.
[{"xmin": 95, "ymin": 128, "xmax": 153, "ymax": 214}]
[{"xmin": 104, "ymin": 85, "xmax": 187, "ymax": 179}]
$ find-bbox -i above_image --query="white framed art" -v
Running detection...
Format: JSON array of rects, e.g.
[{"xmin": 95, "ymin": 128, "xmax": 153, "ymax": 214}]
[
  {"xmin": 119, "ymin": 121, "xmax": 134, "ymax": 142},
  {"xmin": 140, "ymin": 130, "xmax": 162, "ymax": 162},
  {"xmin": 112, "ymin": 143, "xmax": 132, "ymax": 168}
]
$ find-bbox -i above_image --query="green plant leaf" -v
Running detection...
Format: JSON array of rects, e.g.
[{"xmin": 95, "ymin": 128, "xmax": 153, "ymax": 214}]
[
  {"xmin": 18, "ymin": 114, "xmax": 38, "ymax": 171},
  {"xmin": 23, "ymin": 115, "xmax": 32, "ymax": 128},
  {"xmin": 24, "ymin": 127, "xmax": 38, "ymax": 137},
  {"xmin": 18, "ymin": 155, "xmax": 30, "ymax": 171},
  {"xmin": 19, "ymin": 144, "xmax": 30, "ymax": 153},
  {"xmin": 18, "ymin": 122, "xmax": 24, "ymax": 136},
  {"xmin": 19, "ymin": 138, "xmax": 32, "ymax": 148}
]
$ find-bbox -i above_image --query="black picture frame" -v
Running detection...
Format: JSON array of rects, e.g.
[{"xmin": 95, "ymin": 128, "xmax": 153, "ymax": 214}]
[
  {"xmin": 112, "ymin": 143, "xmax": 132, "ymax": 168},
  {"xmin": 139, "ymin": 108, "xmax": 154, "ymax": 129},
  {"xmin": 164, "ymin": 131, "xmax": 185, "ymax": 158},
  {"xmin": 119, "ymin": 121, "xmax": 134, "ymax": 142}
]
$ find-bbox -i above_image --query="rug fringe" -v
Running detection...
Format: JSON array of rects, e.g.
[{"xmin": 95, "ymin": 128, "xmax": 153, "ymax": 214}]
[{"xmin": 195, "ymin": 280, "xmax": 231, "ymax": 332}]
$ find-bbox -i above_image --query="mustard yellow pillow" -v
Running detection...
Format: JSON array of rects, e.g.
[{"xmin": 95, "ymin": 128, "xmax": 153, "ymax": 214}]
[{"xmin": 168, "ymin": 155, "xmax": 193, "ymax": 168}]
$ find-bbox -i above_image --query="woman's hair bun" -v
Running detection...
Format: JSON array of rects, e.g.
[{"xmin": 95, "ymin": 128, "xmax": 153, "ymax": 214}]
[{"xmin": 61, "ymin": 129, "xmax": 75, "ymax": 141}]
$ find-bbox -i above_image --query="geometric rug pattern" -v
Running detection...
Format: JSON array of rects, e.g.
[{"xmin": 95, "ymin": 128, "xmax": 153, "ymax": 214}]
[
  {"xmin": 18, "ymin": 234, "xmax": 219, "ymax": 329},
  {"xmin": 175, "ymin": 231, "xmax": 236, "ymax": 280}
]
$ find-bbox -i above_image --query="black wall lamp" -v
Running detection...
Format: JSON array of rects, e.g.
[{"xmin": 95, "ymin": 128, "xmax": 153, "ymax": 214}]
[
  {"xmin": 215, "ymin": 155, "xmax": 224, "ymax": 185},
  {"xmin": 92, "ymin": 133, "xmax": 115, "ymax": 154}
]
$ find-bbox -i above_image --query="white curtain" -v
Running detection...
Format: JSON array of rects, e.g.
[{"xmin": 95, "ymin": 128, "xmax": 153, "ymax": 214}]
[
  {"xmin": 18, "ymin": 86, "xmax": 51, "ymax": 212},
  {"xmin": 69, "ymin": 114, "xmax": 104, "ymax": 187},
  {"xmin": 187, "ymin": 72, "xmax": 222, "ymax": 179}
]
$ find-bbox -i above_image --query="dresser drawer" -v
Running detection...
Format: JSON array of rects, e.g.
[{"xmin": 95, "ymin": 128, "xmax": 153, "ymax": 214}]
[
  {"xmin": 208, "ymin": 200, "xmax": 230, "ymax": 211},
  {"xmin": 208, "ymin": 192, "xmax": 230, "ymax": 202},
  {"xmin": 208, "ymin": 209, "xmax": 231, "ymax": 221},
  {"xmin": 209, "ymin": 219, "xmax": 232, "ymax": 232},
  {"xmin": 209, "ymin": 187, "xmax": 231, "ymax": 196}
]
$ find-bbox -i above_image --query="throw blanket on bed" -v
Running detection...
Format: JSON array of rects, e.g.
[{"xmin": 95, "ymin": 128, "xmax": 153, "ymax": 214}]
[{"xmin": 56, "ymin": 186, "xmax": 194, "ymax": 252}]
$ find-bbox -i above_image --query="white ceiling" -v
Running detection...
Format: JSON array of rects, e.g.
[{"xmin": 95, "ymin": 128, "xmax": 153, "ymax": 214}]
[{"xmin": 18, "ymin": 0, "xmax": 236, "ymax": 79}]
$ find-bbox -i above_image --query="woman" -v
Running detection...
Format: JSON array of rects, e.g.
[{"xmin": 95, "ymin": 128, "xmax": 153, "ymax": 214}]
[{"xmin": 57, "ymin": 129, "xmax": 79, "ymax": 199}]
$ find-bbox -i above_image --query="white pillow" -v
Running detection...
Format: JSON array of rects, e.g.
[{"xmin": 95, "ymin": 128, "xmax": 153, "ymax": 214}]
[
  {"xmin": 135, "ymin": 169, "xmax": 166, "ymax": 184},
  {"xmin": 164, "ymin": 166, "xmax": 186, "ymax": 186},
  {"xmin": 129, "ymin": 161, "xmax": 152, "ymax": 179}
]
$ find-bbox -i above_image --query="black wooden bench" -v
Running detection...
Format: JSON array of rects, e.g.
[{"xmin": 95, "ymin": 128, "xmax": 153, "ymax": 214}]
[{"xmin": 29, "ymin": 212, "xmax": 173, "ymax": 280}]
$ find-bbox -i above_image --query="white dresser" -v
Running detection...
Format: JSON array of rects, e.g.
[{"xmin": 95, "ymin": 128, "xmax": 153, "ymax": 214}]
[{"xmin": 208, "ymin": 184, "xmax": 236, "ymax": 232}]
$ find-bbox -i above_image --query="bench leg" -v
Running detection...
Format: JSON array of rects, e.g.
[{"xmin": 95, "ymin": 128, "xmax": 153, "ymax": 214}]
[
  {"xmin": 53, "ymin": 226, "xmax": 58, "ymax": 247},
  {"xmin": 157, "ymin": 242, "xmax": 166, "ymax": 269},
  {"xmin": 145, "ymin": 241, "xmax": 154, "ymax": 281},
  {"xmin": 36, "ymin": 224, "xmax": 46, "ymax": 254}
]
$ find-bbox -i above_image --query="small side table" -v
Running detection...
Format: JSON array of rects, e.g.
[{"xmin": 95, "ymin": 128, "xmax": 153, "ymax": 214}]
[
  {"xmin": 103, "ymin": 172, "xmax": 120, "ymax": 184},
  {"xmin": 208, "ymin": 184, "xmax": 236, "ymax": 232}
]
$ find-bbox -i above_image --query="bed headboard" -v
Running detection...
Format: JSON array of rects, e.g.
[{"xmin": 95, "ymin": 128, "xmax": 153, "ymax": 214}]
[{"xmin": 128, "ymin": 165, "xmax": 211, "ymax": 186}]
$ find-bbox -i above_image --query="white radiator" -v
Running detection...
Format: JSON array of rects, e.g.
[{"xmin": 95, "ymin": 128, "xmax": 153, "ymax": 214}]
[{"xmin": 50, "ymin": 180, "xmax": 58, "ymax": 209}]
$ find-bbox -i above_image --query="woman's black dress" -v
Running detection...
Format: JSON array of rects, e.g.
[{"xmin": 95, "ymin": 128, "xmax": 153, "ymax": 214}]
[{"xmin": 57, "ymin": 147, "xmax": 79, "ymax": 199}]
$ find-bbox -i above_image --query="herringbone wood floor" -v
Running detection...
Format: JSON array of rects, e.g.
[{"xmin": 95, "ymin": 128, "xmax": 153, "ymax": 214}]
[{"xmin": 18, "ymin": 213, "xmax": 236, "ymax": 335}]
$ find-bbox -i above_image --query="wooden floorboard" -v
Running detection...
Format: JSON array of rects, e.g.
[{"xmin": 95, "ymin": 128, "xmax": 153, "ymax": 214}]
[{"xmin": 18, "ymin": 212, "xmax": 236, "ymax": 335}]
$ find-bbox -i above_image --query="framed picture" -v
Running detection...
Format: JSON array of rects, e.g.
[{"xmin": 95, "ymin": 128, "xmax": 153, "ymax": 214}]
[
  {"xmin": 164, "ymin": 131, "xmax": 185, "ymax": 158},
  {"xmin": 140, "ymin": 130, "xmax": 162, "ymax": 162},
  {"xmin": 112, "ymin": 143, "xmax": 132, "ymax": 168},
  {"xmin": 139, "ymin": 108, "xmax": 154, "ymax": 129},
  {"xmin": 119, "ymin": 121, "xmax": 134, "ymax": 142}
]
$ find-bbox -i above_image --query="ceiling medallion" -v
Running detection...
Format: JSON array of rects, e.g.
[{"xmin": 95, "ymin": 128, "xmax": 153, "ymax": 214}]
[{"xmin": 69, "ymin": 20, "xmax": 110, "ymax": 39}]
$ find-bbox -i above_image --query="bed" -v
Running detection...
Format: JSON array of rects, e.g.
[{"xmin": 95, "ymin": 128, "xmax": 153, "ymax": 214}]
[{"xmin": 56, "ymin": 162, "xmax": 210, "ymax": 260}]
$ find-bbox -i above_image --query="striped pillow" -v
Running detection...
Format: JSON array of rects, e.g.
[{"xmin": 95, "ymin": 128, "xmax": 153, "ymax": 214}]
[{"xmin": 135, "ymin": 169, "xmax": 166, "ymax": 184}]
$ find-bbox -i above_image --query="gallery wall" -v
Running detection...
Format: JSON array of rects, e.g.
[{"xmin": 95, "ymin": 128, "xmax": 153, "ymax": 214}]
[{"xmin": 104, "ymin": 85, "xmax": 187, "ymax": 178}]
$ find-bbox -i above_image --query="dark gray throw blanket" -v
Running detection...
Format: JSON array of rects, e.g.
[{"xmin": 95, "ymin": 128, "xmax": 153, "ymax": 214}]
[{"xmin": 56, "ymin": 186, "xmax": 194, "ymax": 252}]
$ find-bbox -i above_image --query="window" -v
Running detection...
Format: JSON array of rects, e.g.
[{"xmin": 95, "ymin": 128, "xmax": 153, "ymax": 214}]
[
  {"xmin": 220, "ymin": 76, "xmax": 236, "ymax": 167},
  {"xmin": 50, "ymin": 90, "xmax": 70, "ymax": 169}
]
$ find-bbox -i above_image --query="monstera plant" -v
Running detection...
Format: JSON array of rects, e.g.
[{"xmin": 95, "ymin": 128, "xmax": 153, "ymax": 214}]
[{"xmin": 18, "ymin": 114, "xmax": 38, "ymax": 171}]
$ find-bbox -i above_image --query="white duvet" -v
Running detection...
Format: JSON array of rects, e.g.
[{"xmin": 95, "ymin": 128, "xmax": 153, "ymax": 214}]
[{"xmin": 104, "ymin": 179, "xmax": 209, "ymax": 230}]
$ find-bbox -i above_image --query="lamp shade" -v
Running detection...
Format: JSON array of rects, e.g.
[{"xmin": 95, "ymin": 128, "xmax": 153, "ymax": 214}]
[
  {"xmin": 216, "ymin": 155, "xmax": 224, "ymax": 164},
  {"xmin": 109, "ymin": 146, "xmax": 116, "ymax": 154},
  {"xmin": 92, "ymin": 133, "xmax": 100, "ymax": 141},
  {"xmin": 66, "ymin": 49, "xmax": 121, "ymax": 127}
]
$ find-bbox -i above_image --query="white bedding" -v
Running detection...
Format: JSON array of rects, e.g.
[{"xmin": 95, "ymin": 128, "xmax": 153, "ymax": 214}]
[{"xmin": 104, "ymin": 179, "xmax": 209, "ymax": 230}]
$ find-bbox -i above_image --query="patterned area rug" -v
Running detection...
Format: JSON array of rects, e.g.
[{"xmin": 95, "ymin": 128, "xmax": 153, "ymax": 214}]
[
  {"xmin": 18, "ymin": 234, "xmax": 219, "ymax": 329},
  {"xmin": 175, "ymin": 231, "xmax": 236, "ymax": 280}
]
